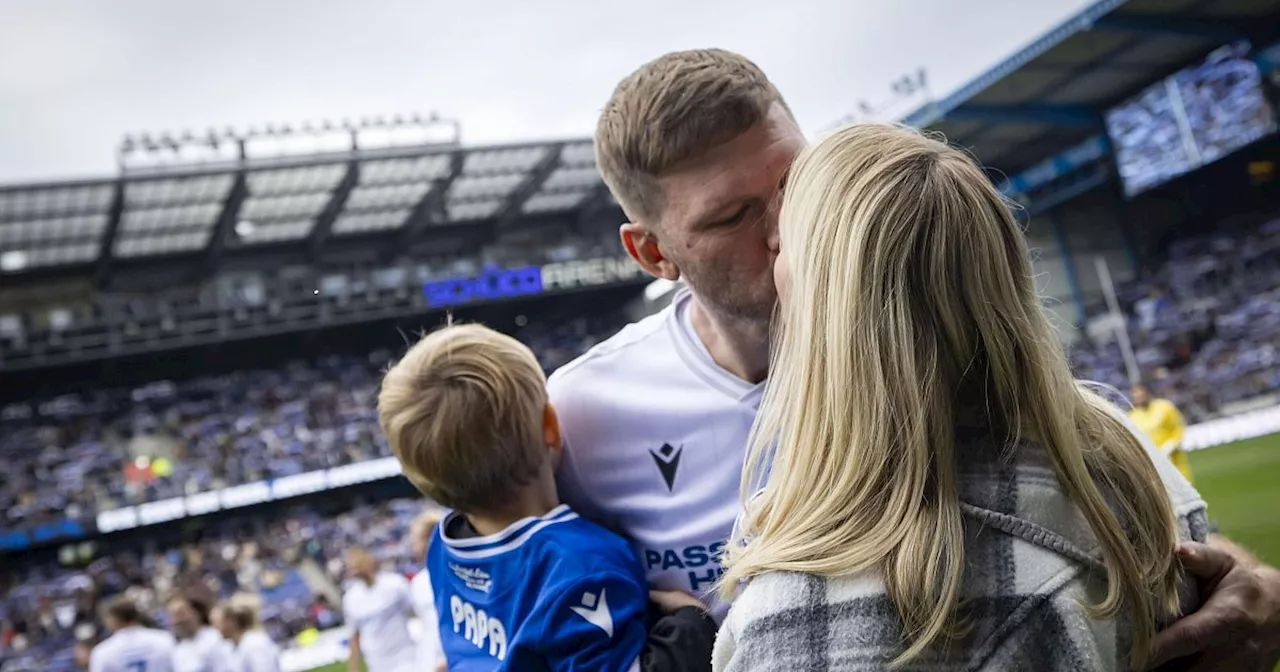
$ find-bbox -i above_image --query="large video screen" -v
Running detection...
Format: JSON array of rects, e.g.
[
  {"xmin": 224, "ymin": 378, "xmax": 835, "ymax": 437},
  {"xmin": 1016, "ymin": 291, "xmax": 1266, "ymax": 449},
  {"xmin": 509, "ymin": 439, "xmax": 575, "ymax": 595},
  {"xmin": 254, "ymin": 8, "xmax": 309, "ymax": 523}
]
[{"xmin": 1106, "ymin": 42, "xmax": 1277, "ymax": 197}]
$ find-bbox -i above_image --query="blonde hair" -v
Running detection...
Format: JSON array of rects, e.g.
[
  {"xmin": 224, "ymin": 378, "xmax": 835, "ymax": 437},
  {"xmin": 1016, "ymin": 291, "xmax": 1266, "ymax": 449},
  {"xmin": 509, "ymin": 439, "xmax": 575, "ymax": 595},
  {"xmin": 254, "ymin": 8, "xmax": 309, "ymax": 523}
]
[
  {"xmin": 378, "ymin": 323, "xmax": 548, "ymax": 512},
  {"xmin": 220, "ymin": 594, "xmax": 262, "ymax": 633},
  {"xmin": 596, "ymin": 48, "xmax": 787, "ymax": 221},
  {"xmin": 721, "ymin": 124, "xmax": 1182, "ymax": 667}
]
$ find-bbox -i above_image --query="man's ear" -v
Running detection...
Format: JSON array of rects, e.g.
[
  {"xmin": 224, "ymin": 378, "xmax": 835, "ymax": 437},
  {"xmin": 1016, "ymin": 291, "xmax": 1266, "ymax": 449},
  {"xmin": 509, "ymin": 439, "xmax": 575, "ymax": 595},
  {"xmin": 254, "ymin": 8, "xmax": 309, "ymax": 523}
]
[
  {"xmin": 543, "ymin": 402, "xmax": 562, "ymax": 450},
  {"xmin": 544, "ymin": 402, "xmax": 564, "ymax": 470},
  {"xmin": 620, "ymin": 222, "xmax": 680, "ymax": 282}
]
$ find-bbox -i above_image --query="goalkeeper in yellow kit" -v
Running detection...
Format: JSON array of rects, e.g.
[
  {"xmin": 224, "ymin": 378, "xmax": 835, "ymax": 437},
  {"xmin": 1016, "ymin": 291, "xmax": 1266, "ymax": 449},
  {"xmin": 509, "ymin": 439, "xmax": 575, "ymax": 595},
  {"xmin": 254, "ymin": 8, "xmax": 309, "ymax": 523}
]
[{"xmin": 1128, "ymin": 383, "xmax": 1193, "ymax": 483}]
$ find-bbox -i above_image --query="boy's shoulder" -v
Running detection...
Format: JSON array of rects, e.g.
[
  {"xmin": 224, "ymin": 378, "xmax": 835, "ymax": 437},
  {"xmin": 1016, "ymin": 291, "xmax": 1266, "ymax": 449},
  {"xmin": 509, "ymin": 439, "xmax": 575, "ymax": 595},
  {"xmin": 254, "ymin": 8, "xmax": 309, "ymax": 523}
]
[
  {"xmin": 524, "ymin": 507, "xmax": 640, "ymax": 576},
  {"xmin": 435, "ymin": 505, "xmax": 636, "ymax": 573}
]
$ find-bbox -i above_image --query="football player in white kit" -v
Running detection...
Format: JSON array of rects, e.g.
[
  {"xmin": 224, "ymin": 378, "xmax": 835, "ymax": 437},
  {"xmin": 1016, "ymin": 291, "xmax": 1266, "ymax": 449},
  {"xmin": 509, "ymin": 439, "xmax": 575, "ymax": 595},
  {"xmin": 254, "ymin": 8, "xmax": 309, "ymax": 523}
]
[
  {"xmin": 549, "ymin": 49, "xmax": 797, "ymax": 621},
  {"xmin": 167, "ymin": 593, "xmax": 231, "ymax": 672},
  {"xmin": 90, "ymin": 596, "xmax": 177, "ymax": 672},
  {"xmin": 553, "ymin": 47, "xmax": 1280, "ymax": 665},
  {"xmin": 341, "ymin": 547, "xmax": 417, "ymax": 672},
  {"xmin": 407, "ymin": 510, "xmax": 446, "ymax": 672},
  {"xmin": 211, "ymin": 602, "xmax": 280, "ymax": 672}
]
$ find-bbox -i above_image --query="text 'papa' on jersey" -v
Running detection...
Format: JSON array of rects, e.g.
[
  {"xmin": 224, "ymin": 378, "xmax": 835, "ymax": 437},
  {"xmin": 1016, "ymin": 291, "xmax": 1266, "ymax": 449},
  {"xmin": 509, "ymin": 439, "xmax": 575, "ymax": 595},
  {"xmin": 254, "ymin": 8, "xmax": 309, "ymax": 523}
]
[{"xmin": 426, "ymin": 504, "xmax": 649, "ymax": 671}]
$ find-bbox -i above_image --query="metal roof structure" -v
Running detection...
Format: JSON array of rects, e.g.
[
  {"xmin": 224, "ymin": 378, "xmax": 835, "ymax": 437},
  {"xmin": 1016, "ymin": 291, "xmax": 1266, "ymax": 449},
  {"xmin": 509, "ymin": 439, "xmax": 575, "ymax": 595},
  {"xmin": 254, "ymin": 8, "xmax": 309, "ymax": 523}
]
[
  {"xmin": 903, "ymin": 0, "xmax": 1280, "ymax": 187},
  {"xmin": 0, "ymin": 137, "xmax": 608, "ymax": 279}
]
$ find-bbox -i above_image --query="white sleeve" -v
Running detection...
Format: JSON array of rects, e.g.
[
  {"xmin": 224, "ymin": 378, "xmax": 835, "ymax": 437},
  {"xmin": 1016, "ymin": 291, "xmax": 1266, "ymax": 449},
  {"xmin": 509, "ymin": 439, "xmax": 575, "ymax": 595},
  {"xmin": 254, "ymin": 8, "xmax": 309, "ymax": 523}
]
[
  {"xmin": 341, "ymin": 590, "xmax": 359, "ymax": 629},
  {"xmin": 89, "ymin": 646, "xmax": 110, "ymax": 672},
  {"xmin": 244, "ymin": 642, "xmax": 279, "ymax": 672},
  {"xmin": 396, "ymin": 574, "xmax": 416, "ymax": 613}
]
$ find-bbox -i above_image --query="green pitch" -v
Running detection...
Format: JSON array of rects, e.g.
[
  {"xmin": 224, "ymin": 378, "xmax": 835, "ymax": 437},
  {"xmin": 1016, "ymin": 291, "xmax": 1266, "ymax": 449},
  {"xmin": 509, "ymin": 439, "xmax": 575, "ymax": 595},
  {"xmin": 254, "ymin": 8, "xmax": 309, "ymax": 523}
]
[
  {"xmin": 305, "ymin": 436, "xmax": 1280, "ymax": 672},
  {"xmin": 1189, "ymin": 433, "xmax": 1280, "ymax": 567}
]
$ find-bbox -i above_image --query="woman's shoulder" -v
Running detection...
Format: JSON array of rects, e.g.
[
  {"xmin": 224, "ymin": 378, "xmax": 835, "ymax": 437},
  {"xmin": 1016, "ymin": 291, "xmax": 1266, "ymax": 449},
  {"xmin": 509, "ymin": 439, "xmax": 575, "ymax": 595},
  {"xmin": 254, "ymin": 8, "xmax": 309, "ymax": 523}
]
[
  {"xmin": 719, "ymin": 566, "xmax": 1120, "ymax": 671},
  {"xmin": 723, "ymin": 570, "xmax": 894, "ymax": 640},
  {"xmin": 718, "ymin": 571, "xmax": 900, "ymax": 671}
]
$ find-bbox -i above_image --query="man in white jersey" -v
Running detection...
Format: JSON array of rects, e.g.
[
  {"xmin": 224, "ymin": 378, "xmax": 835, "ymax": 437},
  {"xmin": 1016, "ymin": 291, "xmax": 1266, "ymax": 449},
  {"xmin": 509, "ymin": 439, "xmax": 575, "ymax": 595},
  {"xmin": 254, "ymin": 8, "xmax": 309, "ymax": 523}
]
[
  {"xmin": 341, "ymin": 547, "xmax": 416, "ymax": 672},
  {"xmin": 550, "ymin": 48, "xmax": 1280, "ymax": 666},
  {"xmin": 407, "ymin": 511, "xmax": 446, "ymax": 672},
  {"xmin": 549, "ymin": 49, "xmax": 794, "ymax": 620},
  {"xmin": 212, "ymin": 603, "xmax": 279, "ymax": 672},
  {"xmin": 167, "ymin": 593, "xmax": 231, "ymax": 672},
  {"xmin": 90, "ymin": 596, "xmax": 176, "ymax": 672}
]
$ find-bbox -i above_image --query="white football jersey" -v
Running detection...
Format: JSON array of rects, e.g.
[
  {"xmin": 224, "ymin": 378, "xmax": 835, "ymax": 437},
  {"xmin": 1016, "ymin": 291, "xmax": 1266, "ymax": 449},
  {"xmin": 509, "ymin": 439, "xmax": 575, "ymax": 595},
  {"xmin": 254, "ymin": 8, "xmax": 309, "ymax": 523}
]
[
  {"xmin": 342, "ymin": 572, "xmax": 417, "ymax": 672},
  {"xmin": 90, "ymin": 625, "xmax": 177, "ymax": 672},
  {"xmin": 409, "ymin": 569, "xmax": 444, "ymax": 670},
  {"xmin": 173, "ymin": 627, "xmax": 232, "ymax": 672},
  {"xmin": 549, "ymin": 289, "xmax": 762, "ymax": 621},
  {"xmin": 231, "ymin": 630, "xmax": 279, "ymax": 672}
]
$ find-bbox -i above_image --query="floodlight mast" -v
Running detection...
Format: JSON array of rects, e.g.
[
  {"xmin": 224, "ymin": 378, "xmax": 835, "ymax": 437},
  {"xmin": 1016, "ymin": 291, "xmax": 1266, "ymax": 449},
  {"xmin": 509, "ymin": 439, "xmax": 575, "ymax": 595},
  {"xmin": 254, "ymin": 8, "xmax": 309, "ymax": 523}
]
[{"xmin": 115, "ymin": 112, "xmax": 462, "ymax": 174}]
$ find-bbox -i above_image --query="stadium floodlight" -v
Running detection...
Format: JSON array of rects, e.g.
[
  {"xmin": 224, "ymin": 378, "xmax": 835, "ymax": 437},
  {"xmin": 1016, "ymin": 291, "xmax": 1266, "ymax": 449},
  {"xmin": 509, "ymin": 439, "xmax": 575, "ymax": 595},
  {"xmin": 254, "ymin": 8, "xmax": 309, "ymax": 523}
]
[
  {"xmin": 119, "ymin": 113, "xmax": 460, "ymax": 178},
  {"xmin": 234, "ymin": 220, "xmax": 256, "ymax": 237}
]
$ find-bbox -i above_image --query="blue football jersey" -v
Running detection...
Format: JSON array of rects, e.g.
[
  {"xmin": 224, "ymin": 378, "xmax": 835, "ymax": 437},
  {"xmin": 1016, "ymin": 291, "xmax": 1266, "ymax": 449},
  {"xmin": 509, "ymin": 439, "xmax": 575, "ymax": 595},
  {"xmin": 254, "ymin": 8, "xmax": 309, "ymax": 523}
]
[{"xmin": 427, "ymin": 504, "xmax": 648, "ymax": 671}]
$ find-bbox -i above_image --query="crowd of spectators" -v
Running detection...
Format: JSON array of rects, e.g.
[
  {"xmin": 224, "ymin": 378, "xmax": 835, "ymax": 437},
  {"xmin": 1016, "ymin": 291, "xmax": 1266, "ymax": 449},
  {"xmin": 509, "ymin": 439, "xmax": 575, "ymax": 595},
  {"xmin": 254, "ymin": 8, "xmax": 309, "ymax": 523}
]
[
  {"xmin": 1070, "ymin": 215, "xmax": 1280, "ymax": 421},
  {"xmin": 0, "ymin": 497, "xmax": 429, "ymax": 672},
  {"xmin": 1, "ymin": 312, "xmax": 628, "ymax": 532}
]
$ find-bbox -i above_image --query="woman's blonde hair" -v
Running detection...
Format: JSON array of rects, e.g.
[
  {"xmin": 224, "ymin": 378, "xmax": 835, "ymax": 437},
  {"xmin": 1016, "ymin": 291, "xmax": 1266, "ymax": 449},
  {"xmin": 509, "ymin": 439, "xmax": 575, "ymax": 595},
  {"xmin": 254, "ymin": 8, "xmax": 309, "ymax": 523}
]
[{"xmin": 721, "ymin": 123, "xmax": 1182, "ymax": 667}]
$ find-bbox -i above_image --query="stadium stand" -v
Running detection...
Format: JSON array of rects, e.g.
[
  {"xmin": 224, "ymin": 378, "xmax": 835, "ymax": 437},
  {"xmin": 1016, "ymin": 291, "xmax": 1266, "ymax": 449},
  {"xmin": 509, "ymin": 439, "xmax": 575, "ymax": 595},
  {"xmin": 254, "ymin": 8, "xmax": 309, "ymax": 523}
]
[
  {"xmin": 0, "ymin": 310, "xmax": 627, "ymax": 532},
  {"xmin": 5, "ymin": 1, "xmax": 1280, "ymax": 671},
  {"xmin": 1072, "ymin": 211, "xmax": 1280, "ymax": 421},
  {"xmin": 0, "ymin": 496, "xmax": 431, "ymax": 672}
]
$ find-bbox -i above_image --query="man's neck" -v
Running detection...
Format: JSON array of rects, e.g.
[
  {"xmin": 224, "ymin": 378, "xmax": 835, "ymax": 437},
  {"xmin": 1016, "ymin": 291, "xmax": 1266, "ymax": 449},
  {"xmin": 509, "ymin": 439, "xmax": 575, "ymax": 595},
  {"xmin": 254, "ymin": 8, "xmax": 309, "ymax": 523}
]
[
  {"xmin": 465, "ymin": 486, "xmax": 559, "ymax": 537},
  {"xmin": 688, "ymin": 295, "xmax": 770, "ymax": 384}
]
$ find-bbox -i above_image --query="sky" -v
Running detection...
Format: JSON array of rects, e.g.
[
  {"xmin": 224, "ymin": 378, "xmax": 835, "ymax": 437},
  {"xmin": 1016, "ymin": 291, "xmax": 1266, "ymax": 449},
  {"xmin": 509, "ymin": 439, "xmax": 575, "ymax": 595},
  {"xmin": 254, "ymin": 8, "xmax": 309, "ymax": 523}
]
[{"xmin": 0, "ymin": 0, "xmax": 1095, "ymax": 184}]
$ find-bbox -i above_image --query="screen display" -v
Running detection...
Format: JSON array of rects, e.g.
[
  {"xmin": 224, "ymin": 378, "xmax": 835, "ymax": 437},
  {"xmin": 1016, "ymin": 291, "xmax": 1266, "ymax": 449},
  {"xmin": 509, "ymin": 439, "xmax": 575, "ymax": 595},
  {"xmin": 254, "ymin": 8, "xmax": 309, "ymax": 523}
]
[{"xmin": 1106, "ymin": 42, "xmax": 1277, "ymax": 197}]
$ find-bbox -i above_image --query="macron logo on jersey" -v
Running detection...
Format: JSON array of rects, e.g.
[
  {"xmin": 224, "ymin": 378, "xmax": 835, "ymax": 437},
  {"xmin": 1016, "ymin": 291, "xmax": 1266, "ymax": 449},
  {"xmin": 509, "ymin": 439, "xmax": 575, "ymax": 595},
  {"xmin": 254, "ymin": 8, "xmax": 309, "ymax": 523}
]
[
  {"xmin": 649, "ymin": 443, "xmax": 682, "ymax": 491},
  {"xmin": 569, "ymin": 589, "xmax": 614, "ymax": 638}
]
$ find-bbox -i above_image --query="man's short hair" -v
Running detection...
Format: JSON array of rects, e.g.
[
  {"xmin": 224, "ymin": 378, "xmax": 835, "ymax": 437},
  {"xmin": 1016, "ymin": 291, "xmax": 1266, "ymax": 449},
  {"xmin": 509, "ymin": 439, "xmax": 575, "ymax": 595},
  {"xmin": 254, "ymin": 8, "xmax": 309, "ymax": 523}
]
[
  {"xmin": 595, "ymin": 48, "xmax": 788, "ymax": 222},
  {"xmin": 168, "ymin": 589, "xmax": 213, "ymax": 625},
  {"xmin": 103, "ymin": 595, "xmax": 142, "ymax": 626},
  {"xmin": 378, "ymin": 323, "xmax": 548, "ymax": 513},
  {"xmin": 222, "ymin": 602, "xmax": 259, "ymax": 632}
]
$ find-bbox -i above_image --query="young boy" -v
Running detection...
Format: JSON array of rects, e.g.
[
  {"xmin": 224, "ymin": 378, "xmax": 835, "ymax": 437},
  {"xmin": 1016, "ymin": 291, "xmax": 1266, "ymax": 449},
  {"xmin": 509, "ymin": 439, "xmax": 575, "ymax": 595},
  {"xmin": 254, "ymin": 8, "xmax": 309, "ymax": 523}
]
[{"xmin": 378, "ymin": 323, "xmax": 715, "ymax": 672}]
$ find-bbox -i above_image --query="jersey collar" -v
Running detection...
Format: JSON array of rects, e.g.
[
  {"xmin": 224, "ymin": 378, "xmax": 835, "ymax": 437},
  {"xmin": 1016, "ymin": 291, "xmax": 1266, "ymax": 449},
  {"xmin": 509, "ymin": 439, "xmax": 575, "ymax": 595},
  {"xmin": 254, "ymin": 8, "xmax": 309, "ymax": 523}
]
[
  {"xmin": 440, "ymin": 504, "xmax": 578, "ymax": 559},
  {"xmin": 667, "ymin": 289, "xmax": 765, "ymax": 406}
]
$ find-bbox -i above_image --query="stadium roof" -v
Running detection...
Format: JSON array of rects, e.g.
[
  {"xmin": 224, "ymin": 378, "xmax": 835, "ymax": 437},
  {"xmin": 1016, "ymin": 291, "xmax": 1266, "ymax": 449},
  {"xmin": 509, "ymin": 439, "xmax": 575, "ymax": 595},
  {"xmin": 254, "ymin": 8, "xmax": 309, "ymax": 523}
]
[
  {"xmin": 0, "ymin": 137, "xmax": 610, "ymax": 279},
  {"xmin": 8, "ymin": 0, "xmax": 1280, "ymax": 278},
  {"xmin": 906, "ymin": 0, "xmax": 1280, "ymax": 178}
]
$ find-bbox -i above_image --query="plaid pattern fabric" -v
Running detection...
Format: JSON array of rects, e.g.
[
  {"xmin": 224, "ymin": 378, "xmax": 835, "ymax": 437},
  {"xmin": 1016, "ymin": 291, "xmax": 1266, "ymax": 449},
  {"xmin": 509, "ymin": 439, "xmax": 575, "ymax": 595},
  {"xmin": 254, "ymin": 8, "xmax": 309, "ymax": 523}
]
[{"xmin": 714, "ymin": 426, "xmax": 1209, "ymax": 671}]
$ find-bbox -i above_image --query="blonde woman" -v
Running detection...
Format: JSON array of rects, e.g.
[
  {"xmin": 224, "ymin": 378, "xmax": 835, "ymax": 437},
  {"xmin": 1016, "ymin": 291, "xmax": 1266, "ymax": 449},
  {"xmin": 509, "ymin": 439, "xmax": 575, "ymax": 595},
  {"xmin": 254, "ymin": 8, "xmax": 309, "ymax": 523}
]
[{"xmin": 714, "ymin": 124, "xmax": 1208, "ymax": 671}]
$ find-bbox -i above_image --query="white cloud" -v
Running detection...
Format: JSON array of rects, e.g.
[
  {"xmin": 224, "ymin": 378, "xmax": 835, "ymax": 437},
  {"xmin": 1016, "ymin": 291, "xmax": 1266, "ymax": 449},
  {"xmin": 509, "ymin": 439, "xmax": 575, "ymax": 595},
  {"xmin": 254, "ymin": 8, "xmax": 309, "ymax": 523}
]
[{"xmin": 0, "ymin": 0, "xmax": 1095, "ymax": 183}]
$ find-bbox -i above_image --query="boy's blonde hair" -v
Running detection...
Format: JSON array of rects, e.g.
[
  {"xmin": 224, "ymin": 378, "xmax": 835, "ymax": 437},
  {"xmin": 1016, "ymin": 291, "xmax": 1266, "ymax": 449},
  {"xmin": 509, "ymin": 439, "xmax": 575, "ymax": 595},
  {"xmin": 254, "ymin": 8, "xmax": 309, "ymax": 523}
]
[
  {"xmin": 378, "ymin": 323, "xmax": 548, "ymax": 512},
  {"xmin": 595, "ymin": 48, "xmax": 787, "ymax": 222}
]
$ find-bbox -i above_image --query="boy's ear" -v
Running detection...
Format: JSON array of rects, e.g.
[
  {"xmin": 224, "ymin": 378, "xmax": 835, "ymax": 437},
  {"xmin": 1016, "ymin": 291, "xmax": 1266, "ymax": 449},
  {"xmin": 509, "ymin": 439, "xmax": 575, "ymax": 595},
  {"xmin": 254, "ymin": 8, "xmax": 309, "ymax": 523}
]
[{"xmin": 543, "ymin": 402, "xmax": 562, "ymax": 451}]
